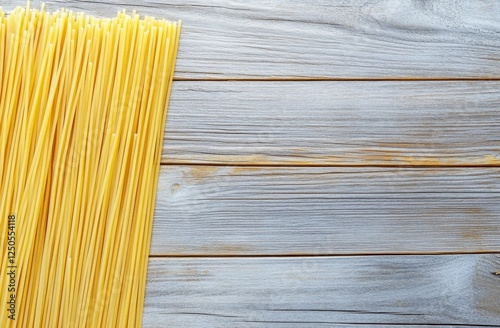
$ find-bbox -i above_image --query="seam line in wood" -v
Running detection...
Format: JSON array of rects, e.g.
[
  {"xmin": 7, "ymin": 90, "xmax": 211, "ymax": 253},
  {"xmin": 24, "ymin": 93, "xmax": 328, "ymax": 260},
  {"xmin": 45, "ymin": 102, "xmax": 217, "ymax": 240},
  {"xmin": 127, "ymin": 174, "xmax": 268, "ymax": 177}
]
[
  {"xmin": 173, "ymin": 77, "xmax": 500, "ymax": 82},
  {"xmin": 148, "ymin": 251, "xmax": 500, "ymax": 259},
  {"xmin": 236, "ymin": 322, "xmax": 500, "ymax": 327},
  {"xmin": 160, "ymin": 162, "xmax": 500, "ymax": 168}
]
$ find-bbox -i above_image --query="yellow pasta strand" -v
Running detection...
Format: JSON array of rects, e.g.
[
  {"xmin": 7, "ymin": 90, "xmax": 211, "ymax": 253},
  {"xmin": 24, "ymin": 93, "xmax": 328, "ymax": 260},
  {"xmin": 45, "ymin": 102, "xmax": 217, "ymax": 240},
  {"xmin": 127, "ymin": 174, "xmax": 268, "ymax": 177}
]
[{"xmin": 0, "ymin": 3, "xmax": 180, "ymax": 327}]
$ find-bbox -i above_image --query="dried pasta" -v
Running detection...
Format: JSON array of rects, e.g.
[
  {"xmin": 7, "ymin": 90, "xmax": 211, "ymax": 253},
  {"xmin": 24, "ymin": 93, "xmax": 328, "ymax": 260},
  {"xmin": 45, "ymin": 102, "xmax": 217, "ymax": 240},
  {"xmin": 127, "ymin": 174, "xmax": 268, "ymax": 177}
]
[{"xmin": 0, "ymin": 2, "xmax": 180, "ymax": 327}]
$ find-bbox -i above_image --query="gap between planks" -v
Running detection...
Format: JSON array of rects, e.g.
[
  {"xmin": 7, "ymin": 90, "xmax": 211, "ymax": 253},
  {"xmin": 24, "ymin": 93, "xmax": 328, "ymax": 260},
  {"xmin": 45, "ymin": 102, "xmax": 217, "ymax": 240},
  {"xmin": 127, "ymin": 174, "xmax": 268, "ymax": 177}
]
[
  {"xmin": 148, "ymin": 251, "xmax": 500, "ymax": 259},
  {"xmin": 159, "ymin": 163, "xmax": 500, "ymax": 168},
  {"xmin": 173, "ymin": 77, "xmax": 500, "ymax": 82}
]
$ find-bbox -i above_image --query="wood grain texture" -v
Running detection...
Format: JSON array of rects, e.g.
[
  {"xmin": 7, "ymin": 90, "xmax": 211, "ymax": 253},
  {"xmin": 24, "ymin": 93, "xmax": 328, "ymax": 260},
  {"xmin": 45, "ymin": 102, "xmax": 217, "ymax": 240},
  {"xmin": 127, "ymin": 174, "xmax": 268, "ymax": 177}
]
[
  {"xmin": 163, "ymin": 81, "xmax": 500, "ymax": 165},
  {"xmin": 151, "ymin": 166, "xmax": 500, "ymax": 255},
  {"xmin": 5, "ymin": 1, "xmax": 500, "ymax": 324},
  {"xmin": 143, "ymin": 254, "xmax": 500, "ymax": 327},
  {"xmin": 3, "ymin": 0, "xmax": 500, "ymax": 79}
]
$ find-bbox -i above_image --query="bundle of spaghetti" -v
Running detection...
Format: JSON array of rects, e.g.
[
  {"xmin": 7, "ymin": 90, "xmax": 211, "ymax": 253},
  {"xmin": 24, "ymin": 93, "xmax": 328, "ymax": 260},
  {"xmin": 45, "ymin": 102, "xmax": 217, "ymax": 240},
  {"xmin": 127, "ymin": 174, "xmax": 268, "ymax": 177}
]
[{"xmin": 0, "ymin": 3, "xmax": 180, "ymax": 327}]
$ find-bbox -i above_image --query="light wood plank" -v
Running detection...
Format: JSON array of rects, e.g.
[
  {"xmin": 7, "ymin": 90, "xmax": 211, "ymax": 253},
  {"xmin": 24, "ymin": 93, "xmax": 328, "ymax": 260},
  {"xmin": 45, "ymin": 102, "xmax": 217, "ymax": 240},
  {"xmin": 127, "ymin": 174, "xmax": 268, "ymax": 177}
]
[
  {"xmin": 162, "ymin": 81, "xmax": 500, "ymax": 165},
  {"xmin": 4, "ymin": 0, "xmax": 500, "ymax": 79},
  {"xmin": 151, "ymin": 166, "xmax": 500, "ymax": 255},
  {"xmin": 143, "ymin": 254, "xmax": 500, "ymax": 327}
]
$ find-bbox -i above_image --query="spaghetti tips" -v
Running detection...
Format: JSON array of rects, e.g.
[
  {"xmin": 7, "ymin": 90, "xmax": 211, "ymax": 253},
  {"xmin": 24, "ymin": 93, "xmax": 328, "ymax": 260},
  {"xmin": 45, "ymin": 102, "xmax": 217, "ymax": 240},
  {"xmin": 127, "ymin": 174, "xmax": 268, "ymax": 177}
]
[{"xmin": 0, "ymin": 4, "xmax": 180, "ymax": 327}]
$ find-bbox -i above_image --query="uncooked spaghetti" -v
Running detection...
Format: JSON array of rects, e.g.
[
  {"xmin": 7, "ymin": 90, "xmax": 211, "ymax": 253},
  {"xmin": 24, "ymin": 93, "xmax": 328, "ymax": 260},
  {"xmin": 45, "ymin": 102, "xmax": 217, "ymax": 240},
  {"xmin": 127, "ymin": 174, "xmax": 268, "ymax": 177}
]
[{"xmin": 0, "ymin": 3, "xmax": 180, "ymax": 327}]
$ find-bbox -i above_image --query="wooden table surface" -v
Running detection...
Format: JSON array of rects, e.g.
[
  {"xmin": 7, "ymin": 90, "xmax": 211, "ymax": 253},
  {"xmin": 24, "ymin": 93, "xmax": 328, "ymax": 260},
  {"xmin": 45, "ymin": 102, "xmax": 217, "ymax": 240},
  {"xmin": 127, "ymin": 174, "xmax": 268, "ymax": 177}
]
[{"xmin": 5, "ymin": 1, "xmax": 500, "ymax": 327}]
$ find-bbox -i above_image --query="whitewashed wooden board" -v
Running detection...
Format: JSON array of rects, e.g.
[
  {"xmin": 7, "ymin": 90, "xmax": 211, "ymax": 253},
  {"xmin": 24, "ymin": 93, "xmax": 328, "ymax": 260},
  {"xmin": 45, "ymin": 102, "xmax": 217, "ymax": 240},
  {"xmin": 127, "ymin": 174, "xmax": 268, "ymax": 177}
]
[
  {"xmin": 163, "ymin": 81, "xmax": 500, "ymax": 165},
  {"xmin": 144, "ymin": 254, "xmax": 500, "ymax": 327},
  {"xmin": 150, "ymin": 166, "xmax": 500, "ymax": 255},
  {"xmin": 4, "ymin": 1, "xmax": 500, "ymax": 326},
  {"xmin": 3, "ymin": 0, "xmax": 500, "ymax": 79}
]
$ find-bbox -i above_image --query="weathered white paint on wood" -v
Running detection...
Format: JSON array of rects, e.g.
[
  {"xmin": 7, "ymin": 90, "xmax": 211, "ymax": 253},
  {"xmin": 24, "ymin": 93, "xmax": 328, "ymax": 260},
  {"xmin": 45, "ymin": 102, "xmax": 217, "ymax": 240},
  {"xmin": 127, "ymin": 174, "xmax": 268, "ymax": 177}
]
[
  {"xmin": 4, "ymin": 0, "xmax": 500, "ymax": 79},
  {"xmin": 143, "ymin": 254, "xmax": 500, "ymax": 327},
  {"xmin": 5, "ymin": 1, "xmax": 500, "ymax": 325},
  {"xmin": 163, "ymin": 81, "xmax": 500, "ymax": 165},
  {"xmin": 151, "ymin": 166, "xmax": 500, "ymax": 255}
]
